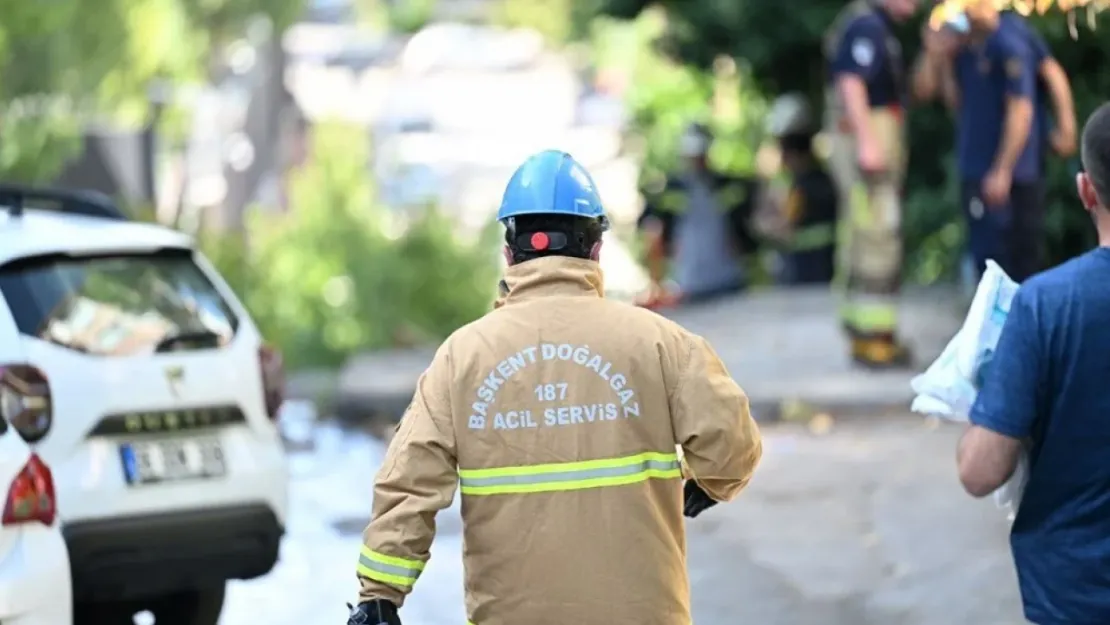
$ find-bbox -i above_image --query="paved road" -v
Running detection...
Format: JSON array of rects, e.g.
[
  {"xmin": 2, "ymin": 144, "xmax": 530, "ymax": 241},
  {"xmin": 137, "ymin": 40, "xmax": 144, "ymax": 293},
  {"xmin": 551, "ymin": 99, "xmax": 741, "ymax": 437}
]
[{"xmin": 219, "ymin": 416, "xmax": 1025, "ymax": 625}]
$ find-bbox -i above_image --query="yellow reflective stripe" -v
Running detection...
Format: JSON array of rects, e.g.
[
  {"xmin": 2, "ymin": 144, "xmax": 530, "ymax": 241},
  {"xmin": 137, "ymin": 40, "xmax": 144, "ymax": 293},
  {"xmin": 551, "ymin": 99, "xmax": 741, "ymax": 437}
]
[
  {"xmin": 714, "ymin": 184, "xmax": 748, "ymax": 209},
  {"xmin": 356, "ymin": 546, "xmax": 425, "ymax": 589},
  {"xmin": 849, "ymin": 182, "xmax": 871, "ymax": 226},
  {"xmin": 841, "ymin": 302, "xmax": 897, "ymax": 332},
  {"xmin": 789, "ymin": 223, "xmax": 836, "ymax": 251},
  {"xmin": 458, "ymin": 452, "xmax": 681, "ymax": 496},
  {"xmin": 659, "ymin": 190, "xmax": 686, "ymax": 213}
]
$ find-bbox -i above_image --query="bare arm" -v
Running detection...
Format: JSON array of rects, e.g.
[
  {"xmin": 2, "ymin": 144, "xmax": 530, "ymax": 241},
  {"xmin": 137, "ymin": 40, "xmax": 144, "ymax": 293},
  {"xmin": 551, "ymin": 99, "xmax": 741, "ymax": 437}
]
[
  {"xmin": 957, "ymin": 424, "xmax": 1023, "ymax": 497},
  {"xmin": 836, "ymin": 74, "xmax": 875, "ymax": 145},
  {"xmin": 993, "ymin": 96, "xmax": 1034, "ymax": 172},
  {"xmin": 937, "ymin": 58, "xmax": 960, "ymax": 111},
  {"xmin": 911, "ymin": 52, "xmax": 940, "ymax": 102},
  {"xmin": 1040, "ymin": 58, "xmax": 1077, "ymax": 153}
]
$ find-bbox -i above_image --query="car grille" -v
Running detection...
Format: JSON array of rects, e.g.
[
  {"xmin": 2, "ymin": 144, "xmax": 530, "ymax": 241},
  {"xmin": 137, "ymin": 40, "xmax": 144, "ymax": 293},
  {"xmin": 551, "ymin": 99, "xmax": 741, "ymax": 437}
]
[{"xmin": 88, "ymin": 405, "xmax": 246, "ymax": 436}]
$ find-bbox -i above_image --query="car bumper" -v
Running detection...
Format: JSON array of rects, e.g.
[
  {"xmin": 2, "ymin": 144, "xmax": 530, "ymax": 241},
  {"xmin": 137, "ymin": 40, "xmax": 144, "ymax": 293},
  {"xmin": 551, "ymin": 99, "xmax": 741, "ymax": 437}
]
[
  {"xmin": 0, "ymin": 525, "xmax": 72, "ymax": 624},
  {"xmin": 65, "ymin": 503, "xmax": 284, "ymax": 601},
  {"xmin": 52, "ymin": 424, "xmax": 290, "ymax": 527}
]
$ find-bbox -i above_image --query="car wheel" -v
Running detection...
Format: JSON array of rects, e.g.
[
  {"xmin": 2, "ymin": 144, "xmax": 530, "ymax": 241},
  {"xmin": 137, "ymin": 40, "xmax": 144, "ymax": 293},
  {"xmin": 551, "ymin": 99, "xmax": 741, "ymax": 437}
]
[{"xmin": 150, "ymin": 585, "xmax": 227, "ymax": 625}]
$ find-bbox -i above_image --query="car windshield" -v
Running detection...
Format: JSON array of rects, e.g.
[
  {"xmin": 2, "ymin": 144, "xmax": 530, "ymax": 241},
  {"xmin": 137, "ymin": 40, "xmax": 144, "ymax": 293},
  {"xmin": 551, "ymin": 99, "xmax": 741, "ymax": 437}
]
[{"xmin": 0, "ymin": 249, "xmax": 239, "ymax": 356}]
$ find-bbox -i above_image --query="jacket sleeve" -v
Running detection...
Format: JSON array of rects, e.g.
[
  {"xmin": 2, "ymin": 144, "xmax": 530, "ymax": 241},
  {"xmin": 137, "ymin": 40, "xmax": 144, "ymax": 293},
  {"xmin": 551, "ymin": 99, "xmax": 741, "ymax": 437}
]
[
  {"xmin": 357, "ymin": 349, "xmax": 458, "ymax": 606},
  {"xmin": 670, "ymin": 333, "xmax": 762, "ymax": 502}
]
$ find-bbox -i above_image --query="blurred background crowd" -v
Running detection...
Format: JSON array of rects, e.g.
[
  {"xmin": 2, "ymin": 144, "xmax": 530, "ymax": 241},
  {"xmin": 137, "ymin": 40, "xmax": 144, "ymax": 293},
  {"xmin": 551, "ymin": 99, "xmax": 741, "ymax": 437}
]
[{"xmin": 6, "ymin": 0, "xmax": 1104, "ymax": 372}]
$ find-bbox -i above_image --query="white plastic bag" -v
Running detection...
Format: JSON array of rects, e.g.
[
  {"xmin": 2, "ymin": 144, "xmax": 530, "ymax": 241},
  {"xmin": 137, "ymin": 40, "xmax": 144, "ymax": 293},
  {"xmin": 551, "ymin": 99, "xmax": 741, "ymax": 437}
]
[{"xmin": 910, "ymin": 260, "xmax": 1028, "ymax": 519}]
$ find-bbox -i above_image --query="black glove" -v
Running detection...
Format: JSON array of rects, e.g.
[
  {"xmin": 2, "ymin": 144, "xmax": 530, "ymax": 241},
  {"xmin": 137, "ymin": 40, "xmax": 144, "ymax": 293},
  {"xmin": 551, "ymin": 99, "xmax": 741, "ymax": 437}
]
[
  {"xmin": 347, "ymin": 600, "xmax": 401, "ymax": 625},
  {"xmin": 683, "ymin": 480, "xmax": 718, "ymax": 518}
]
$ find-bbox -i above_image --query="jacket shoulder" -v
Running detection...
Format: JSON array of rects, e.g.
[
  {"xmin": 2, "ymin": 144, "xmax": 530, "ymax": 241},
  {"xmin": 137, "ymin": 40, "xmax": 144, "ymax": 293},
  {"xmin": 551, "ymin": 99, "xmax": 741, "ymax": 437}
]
[{"xmin": 597, "ymin": 299, "xmax": 700, "ymax": 349}]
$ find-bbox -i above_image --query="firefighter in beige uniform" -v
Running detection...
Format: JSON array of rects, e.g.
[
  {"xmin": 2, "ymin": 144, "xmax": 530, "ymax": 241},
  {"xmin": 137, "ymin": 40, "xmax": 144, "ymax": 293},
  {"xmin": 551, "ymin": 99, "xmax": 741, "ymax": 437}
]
[
  {"xmin": 347, "ymin": 150, "xmax": 763, "ymax": 625},
  {"xmin": 825, "ymin": 0, "xmax": 919, "ymax": 368}
]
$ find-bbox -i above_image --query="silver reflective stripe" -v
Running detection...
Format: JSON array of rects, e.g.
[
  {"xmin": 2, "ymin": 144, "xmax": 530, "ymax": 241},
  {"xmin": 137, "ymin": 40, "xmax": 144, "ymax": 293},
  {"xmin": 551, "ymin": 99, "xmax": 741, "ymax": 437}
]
[
  {"xmin": 359, "ymin": 554, "xmax": 417, "ymax": 580},
  {"xmin": 460, "ymin": 458, "xmax": 680, "ymax": 489},
  {"xmin": 356, "ymin": 547, "xmax": 425, "ymax": 588}
]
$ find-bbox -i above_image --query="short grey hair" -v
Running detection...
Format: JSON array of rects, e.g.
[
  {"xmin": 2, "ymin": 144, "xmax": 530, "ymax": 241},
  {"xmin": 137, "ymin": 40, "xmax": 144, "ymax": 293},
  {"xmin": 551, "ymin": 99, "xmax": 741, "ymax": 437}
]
[{"xmin": 1081, "ymin": 102, "xmax": 1110, "ymax": 206}]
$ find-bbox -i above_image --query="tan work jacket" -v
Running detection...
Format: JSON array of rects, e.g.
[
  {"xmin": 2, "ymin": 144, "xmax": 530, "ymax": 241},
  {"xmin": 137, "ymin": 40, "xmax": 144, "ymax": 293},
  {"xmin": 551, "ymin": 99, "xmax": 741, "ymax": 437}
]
[{"xmin": 357, "ymin": 256, "xmax": 762, "ymax": 625}]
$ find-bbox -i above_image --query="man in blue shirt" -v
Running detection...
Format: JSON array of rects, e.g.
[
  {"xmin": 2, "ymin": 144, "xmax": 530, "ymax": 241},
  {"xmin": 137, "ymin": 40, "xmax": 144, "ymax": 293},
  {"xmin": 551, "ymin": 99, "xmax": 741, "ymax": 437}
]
[
  {"xmin": 913, "ymin": 1, "xmax": 1042, "ymax": 283},
  {"xmin": 823, "ymin": 0, "xmax": 919, "ymax": 369},
  {"xmin": 957, "ymin": 102, "xmax": 1110, "ymax": 624}
]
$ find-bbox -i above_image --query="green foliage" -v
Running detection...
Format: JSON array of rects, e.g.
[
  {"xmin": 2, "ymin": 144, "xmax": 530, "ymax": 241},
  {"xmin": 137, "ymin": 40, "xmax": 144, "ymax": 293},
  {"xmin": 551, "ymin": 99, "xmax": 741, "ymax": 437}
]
[
  {"xmin": 388, "ymin": 0, "xmax": 438, "ymax": 34},
  {"xmin": 200, "ymin": 122, "xmax": 500, "ymax": 370},
  {"xmin": 588, "ymin": 9, "xmax": 762, "ymax": 202},
  {"xmin": 588, "ymin": 1, "xmax": 1110, "ymax": 280},
  {"xmin": 0, "ymin": 0, "xmax": 306, "ymax": 183},
  {"xmin": 492, "ymin": 0, "xmax": 574, "ymax": 42}
]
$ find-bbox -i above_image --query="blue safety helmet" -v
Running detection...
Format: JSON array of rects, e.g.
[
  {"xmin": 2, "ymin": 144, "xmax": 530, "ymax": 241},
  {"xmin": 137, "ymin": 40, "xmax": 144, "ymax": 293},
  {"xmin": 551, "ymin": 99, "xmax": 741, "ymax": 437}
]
[{"xmin": 496, "ymin": 150, "xmax": 609, "ymax": 231}]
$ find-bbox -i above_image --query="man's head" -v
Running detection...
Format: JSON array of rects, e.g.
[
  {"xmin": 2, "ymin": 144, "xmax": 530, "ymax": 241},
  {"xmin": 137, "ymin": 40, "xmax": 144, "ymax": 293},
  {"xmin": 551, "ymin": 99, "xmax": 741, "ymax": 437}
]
[
  {"xmin": 880, "ymin": 0, "xmax": 919, "ymax": 21},
  {"xmin": 497, "ymin": 150, "xmax": 609, "ymax": 266},
  {"xmin": 678, "ymin": 123, "xmax": 711, "ymax": 171},
  {"xmin": 1078, "ymin": 102, "xmax": 1110, "ymax": 215},
  {"xmin": 779, "ymin": 133, "xmax": 817, "ymax": 171},
  {"xmin": 961, "ymin": 0, "xmax": 999, "ymax": 30},
  {"xmin": 766, "ymin": 93, "xmax": 817, "ymax": 170}
]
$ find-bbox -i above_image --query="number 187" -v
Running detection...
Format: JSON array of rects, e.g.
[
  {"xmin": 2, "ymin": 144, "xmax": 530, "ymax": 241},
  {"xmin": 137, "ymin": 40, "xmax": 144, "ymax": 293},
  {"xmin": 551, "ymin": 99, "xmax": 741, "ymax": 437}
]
[{"xmin": 534, "ymin": 383, "xmax": 568, "ymax": 401}]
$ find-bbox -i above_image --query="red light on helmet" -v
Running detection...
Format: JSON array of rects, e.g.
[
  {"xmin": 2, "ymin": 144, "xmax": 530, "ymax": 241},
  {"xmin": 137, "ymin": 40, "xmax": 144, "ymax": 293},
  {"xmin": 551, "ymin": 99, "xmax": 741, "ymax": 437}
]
[{"xmin": 530, "ymin": 232, "xmax": 550, "ymax": 251}]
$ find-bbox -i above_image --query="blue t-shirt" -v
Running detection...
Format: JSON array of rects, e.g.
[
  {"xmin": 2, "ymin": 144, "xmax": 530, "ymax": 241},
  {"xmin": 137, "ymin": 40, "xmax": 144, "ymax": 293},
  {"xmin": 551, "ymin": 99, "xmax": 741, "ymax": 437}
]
[
  {"xmin": 829, "ymin": 9, "xmax": 901, "ymax": 107},
  {"xmin": 954, "ymin": 25, "xmax": 1041, "ymax": 182},
  {"xmin": 970, "ymin": 247, "xmax": 1110, "ymax": 624},
  {"xmin": 1001, "ymin": 11, "xmax": 1054, "ymax": 144}
]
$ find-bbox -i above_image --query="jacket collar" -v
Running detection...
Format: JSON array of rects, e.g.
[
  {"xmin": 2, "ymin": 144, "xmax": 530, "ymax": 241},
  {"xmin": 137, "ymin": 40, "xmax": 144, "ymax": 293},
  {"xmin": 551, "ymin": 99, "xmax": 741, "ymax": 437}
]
[{"xmin": 499, "ymin": 256, "xmax": 604, "ymax": 306}]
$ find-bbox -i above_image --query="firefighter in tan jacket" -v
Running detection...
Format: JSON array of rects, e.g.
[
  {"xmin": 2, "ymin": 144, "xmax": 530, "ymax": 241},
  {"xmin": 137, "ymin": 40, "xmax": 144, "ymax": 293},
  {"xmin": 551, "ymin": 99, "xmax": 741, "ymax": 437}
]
[{"xmin": 347, "ymin": 150, "xmax": 763, "ymax": 625}]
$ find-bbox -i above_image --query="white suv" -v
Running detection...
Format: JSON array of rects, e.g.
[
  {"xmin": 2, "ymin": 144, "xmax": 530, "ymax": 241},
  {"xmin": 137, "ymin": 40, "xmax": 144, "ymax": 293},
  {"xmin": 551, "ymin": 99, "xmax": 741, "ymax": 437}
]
[
  {"xmin": 0, "ymin": 411, "xmax": 72, "ymax": 625},
  {"xmin": 0, "ymin": 185, "xmax": 289, "ymax": 624}
]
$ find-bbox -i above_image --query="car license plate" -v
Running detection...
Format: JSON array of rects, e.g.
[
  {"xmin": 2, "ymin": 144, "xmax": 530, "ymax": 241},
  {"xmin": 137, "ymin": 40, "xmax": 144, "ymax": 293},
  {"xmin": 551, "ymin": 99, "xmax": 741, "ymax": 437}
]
[{"xmin": 119, "ymin": 438, "xmax": 226, "ymax": 485}]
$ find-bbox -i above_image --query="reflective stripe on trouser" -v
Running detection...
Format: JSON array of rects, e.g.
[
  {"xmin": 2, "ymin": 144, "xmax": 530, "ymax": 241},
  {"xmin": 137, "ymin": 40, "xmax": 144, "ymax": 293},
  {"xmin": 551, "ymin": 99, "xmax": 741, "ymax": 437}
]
[
  {"xmin": 824, "ymin": 103, "xmax": 905, "ymax": 336},
  {"xmin": 789, "ymin": 222, "xmax": 836, "ymax": 252},
  {"xmin": 356, "ymin": 546, "xmax": 425, "ymax": 589},
  {"xmin": 457, "ymin": 451, "xmax": 682, "ymax": 496}
]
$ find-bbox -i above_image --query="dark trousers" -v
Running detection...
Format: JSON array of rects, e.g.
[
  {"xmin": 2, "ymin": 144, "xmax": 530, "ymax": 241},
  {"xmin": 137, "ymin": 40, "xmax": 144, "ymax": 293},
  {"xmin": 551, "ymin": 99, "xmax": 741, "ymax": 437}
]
[
  {"xmin": 960, "ymin": 179, "xmax": 1046, "ymax": 283},
  {"xmin": 784, "ymin": 247, "xmax": 835, "ymax": 285}
]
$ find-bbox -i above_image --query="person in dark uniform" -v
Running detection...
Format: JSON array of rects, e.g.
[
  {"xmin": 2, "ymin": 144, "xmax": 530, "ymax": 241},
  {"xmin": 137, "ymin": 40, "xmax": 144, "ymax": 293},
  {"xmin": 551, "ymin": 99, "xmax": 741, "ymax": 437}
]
[
  {"xmin": 759, "ymin": 93, "xmax": 838, "ymax": 285},
  {"xmin": 913, "ymin": 2, "xmax": 1042, "ymax": 282},
  {"xmin": 824, "ymin": 0, "xmax": 919, "ymax": 368},
  {"xmin": 636, "ymin": 123, "xmax": 759, "ymax": 308}
]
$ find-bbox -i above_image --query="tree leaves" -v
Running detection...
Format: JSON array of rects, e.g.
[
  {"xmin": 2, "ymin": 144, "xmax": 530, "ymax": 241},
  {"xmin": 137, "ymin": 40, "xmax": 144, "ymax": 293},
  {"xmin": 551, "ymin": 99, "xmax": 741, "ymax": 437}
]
[
  {"xmin": 202, "ymin": 123, "xmax": 500, "ymax": 369},
  {"xmin": 0, "ymin": 0, "xmax": 306, "ymax": 182}
]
